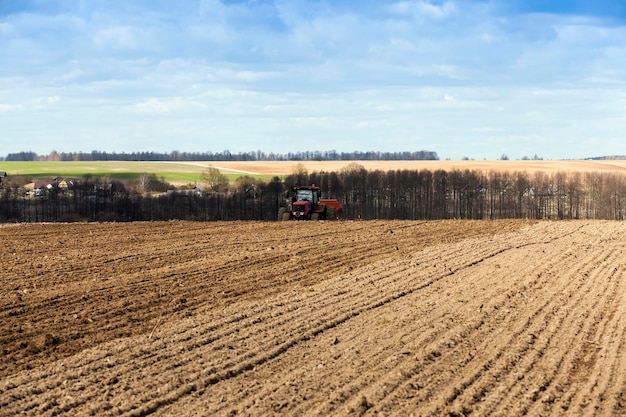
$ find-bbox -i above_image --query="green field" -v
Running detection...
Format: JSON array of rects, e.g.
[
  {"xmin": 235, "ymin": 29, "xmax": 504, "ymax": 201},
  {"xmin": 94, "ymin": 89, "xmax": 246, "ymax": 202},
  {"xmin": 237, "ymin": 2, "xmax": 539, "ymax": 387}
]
[{"xmin": 0, "ymin": 161, "xmax": 271, "ymax": 184}]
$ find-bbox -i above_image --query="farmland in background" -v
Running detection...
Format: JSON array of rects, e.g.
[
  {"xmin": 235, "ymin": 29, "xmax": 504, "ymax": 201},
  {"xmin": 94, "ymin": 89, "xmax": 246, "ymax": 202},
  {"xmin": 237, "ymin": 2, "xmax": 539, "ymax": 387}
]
[
  {"xmin": 0, "ymin": 161, "xmax": 271, "ymax": 184},
  {"xmin": 194, "ymin": 159, "xmax": 626, "ymax": 176},
  {"xmin": 4, "ymin": 159, "xmax": 626, "ymax": 184},
  {"xmin": 4, "ymin": 159, "xmax": 626, "ymax": 222}
]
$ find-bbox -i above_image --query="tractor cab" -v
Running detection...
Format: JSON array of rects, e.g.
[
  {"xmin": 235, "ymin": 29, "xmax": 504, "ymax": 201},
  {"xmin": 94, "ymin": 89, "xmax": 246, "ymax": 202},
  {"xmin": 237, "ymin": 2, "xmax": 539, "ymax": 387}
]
[{"xmin": 294, "ymin": 187, "xmax": 320, "ymax": 205}]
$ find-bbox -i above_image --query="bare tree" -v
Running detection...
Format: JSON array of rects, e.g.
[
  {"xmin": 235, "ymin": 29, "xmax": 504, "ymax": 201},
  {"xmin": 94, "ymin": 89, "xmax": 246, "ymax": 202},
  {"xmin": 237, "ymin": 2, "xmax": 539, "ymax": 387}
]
[{"xmin": 200, "ymin": 167, "xmax": 229, "ymax": 192}]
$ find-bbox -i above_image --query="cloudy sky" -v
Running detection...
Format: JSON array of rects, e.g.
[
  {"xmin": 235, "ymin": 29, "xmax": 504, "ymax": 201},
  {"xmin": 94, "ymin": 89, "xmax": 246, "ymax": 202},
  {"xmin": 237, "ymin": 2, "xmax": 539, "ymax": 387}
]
[{"xmin": 1, "ymin": 0, "xmax": 625, "ymax": 160}]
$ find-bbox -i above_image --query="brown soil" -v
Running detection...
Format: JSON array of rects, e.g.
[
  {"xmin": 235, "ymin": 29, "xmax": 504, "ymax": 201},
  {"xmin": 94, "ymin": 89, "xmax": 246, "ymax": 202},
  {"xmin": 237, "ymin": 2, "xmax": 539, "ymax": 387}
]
[{"xmin": 2, "ymin": 219, "xmax": 626, "ymax": 416}]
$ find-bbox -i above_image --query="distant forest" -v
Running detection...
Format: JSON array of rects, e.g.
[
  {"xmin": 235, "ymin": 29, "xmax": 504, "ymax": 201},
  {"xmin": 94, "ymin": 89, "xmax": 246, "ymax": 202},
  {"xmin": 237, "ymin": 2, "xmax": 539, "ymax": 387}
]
[{"xmin": 2, "ymin": 149, "xmax": 439, "ymax": 162}]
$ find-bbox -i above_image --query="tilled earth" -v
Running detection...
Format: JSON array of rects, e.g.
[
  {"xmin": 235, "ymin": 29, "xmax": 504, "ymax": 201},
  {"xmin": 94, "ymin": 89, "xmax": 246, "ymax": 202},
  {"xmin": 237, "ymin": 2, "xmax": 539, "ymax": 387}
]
[{"xmin": 2, "ymin": 219, "xmax": 626, "ymax": 416}]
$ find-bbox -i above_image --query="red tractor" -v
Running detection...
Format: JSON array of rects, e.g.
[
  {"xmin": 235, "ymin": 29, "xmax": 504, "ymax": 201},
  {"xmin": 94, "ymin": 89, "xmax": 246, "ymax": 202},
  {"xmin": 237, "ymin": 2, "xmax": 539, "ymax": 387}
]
[{"xmin": 279, "ymin": 184, "xmax": 342, "ymax": 221}]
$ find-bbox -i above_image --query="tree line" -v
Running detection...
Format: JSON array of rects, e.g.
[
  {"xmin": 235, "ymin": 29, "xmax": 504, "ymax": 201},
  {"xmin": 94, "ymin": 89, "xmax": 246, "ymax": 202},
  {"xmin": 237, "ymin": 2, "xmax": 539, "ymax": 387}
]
[
  {"xmin": 2, "ymin": 149, "xmax": 439, "ymax": 162},
  {"xmin": 1, "ymin": 167, "xmax": 626, "ymax": 222}
]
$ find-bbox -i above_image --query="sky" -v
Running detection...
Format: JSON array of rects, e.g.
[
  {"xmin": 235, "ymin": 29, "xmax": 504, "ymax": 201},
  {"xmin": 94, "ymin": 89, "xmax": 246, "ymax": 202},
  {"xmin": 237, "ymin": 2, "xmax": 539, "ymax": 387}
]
[{"xmin": 1, "ymin": 0, "xmax": 625, "ymax": 160}]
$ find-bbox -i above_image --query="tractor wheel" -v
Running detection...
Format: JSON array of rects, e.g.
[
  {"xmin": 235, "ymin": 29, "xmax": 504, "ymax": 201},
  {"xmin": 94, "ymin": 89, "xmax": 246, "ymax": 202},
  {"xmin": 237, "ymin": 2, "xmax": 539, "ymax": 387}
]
[
  {"xmin": 311, "ymin": 213, "xmax": 320, "ymax": 221},
  {"xmin": 326, "ymin": 207, "xmax": 337, "ymax": 220},
  {"xmin": 278, "ymin": 207, "xmax": 289, "ymax": 221}
]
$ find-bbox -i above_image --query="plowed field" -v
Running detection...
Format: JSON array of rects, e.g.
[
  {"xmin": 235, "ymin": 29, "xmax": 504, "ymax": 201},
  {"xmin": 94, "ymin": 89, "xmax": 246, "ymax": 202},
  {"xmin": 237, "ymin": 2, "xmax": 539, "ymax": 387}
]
[{"xmin": 2, "ymin": 220, "xmax": 626, "ymax": 416}]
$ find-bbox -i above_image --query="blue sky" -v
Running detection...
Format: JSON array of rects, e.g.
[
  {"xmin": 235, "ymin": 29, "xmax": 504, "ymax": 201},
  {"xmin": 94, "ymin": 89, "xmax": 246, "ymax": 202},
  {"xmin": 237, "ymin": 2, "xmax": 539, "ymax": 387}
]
[{"xmin": 1, "ymin": 0, "xmax": 625, "ymax": 160}]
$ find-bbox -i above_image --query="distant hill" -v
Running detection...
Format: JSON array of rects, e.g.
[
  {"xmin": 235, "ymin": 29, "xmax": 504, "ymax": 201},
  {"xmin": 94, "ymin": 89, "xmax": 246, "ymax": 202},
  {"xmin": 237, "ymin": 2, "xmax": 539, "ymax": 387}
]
[{"xmin": 586, "ymin": 155, "xmax": 626, "ymax": 160}]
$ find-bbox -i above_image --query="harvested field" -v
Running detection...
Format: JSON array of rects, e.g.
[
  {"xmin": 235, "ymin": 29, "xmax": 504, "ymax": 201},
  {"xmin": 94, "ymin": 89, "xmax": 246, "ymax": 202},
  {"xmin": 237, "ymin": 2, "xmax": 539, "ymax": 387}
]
[
  {"xmin": 2, "ymin": 219, "xmax": 626, "ymax": 416},
  {"xmin": 192, "ymin": 159, "xmax": 626, "ymax": 176}
]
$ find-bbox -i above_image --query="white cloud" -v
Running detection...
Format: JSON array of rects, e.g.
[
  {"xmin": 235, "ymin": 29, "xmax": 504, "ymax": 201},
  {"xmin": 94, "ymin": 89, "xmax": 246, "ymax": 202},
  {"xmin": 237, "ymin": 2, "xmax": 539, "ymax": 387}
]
[
  {"xmin": 133, "ymin": 98, "xmax": 171, "ymax": 114},
  {"xmin": 0, "ymin": 103, "xmax": 24, "ymax": 112},
  {"xmin": 387, "ymin": 1, "xmax": 456, "ymax": 19},
  {"xmin": 35, "ymin": 96, "xmax": 60, "ymax": 106},
  {"xmin": 0, "ymin": 22, "xmax": 13, "ymax": 34},
  {"xmin": 92, "ymin": 26, "xmax": 141, "ymax": 50}
]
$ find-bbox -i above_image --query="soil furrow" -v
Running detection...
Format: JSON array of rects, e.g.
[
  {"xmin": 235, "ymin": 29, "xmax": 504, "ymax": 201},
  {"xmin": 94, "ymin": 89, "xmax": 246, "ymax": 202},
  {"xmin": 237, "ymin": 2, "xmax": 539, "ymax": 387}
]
[
  {"xmin": 469, "ymin": 241, "xmax": 621, "ymax": 416},
  {"xmin": 169, "ymin": 223, "xmax": 560, "ymax": 414},
  {"xmin": 362, "ymin": 224, "xmax": 591, "ymax": 416}
]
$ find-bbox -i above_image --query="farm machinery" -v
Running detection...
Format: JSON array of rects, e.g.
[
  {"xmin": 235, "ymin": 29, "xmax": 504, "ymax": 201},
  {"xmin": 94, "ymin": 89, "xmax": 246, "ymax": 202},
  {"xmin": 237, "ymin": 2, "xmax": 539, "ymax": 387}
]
[{"xmin": 278, "ymin": 184, "xmax": 342, "ymax": 221}]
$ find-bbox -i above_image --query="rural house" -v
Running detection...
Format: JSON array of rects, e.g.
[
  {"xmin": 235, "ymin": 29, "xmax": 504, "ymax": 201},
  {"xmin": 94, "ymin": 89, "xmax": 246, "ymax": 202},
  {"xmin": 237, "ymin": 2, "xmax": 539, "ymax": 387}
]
[
  {"xmin": 32, "ymin": 178, "xmax": 74, "ymax": 197},
  {"xmin": 33, "ymin": 181, "xmax": 56, "ymax": 197},
  {"xmin": 166, "ymin": 186, "xmax": 205, "ymax": 197}
]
